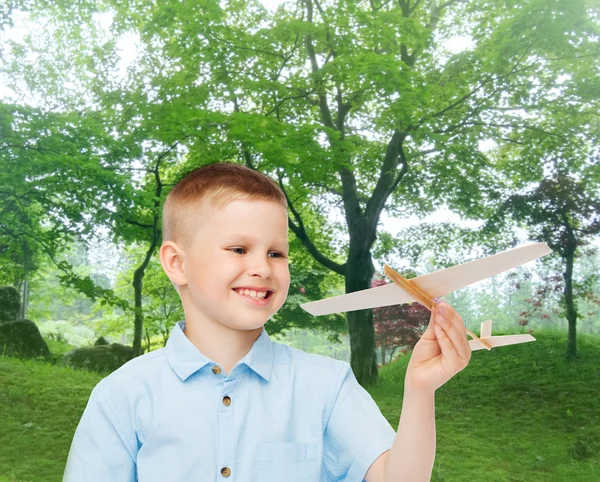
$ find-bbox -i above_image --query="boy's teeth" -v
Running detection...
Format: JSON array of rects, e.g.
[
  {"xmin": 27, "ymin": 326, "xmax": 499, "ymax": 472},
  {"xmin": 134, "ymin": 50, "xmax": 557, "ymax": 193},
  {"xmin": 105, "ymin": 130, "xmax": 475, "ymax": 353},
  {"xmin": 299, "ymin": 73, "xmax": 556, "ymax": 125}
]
[{"xmin": 236, "ymin": 288, "xmax": 267, "ymax": 299}]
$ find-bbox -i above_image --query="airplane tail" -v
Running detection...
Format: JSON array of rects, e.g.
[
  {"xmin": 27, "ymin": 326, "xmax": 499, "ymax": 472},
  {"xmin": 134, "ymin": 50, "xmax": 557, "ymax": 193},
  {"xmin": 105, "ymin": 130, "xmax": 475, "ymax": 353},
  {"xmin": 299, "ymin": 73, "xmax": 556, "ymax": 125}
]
[{"xmin": 468, "ymin": 320, "xmax": 536, "ymax": 351}]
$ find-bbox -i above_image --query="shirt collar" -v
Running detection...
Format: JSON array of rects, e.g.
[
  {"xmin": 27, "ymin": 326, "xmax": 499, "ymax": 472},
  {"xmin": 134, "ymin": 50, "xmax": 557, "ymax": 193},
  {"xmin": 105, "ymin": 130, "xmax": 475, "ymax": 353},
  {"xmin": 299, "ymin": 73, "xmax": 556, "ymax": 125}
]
[{"xmin": 165, "ymin": 321, "xmax": 274, "ymax": 382}]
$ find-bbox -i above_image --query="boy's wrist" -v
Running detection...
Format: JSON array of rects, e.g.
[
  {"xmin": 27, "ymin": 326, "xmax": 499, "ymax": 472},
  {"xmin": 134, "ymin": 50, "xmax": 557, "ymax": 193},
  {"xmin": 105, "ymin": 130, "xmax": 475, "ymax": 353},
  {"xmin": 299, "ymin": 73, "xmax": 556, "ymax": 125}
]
[{"xmin": 403, "ymin": 378, "xmax": 436, "ymax": 399}]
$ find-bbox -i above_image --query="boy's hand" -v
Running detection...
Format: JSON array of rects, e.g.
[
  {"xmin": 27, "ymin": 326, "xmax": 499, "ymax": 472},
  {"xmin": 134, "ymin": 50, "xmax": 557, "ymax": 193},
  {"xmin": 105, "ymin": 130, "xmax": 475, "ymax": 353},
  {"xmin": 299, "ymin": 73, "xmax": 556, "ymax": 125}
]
[{"xmin": 404, "ymin": 301, "xmax": 472, "ymax": 394}]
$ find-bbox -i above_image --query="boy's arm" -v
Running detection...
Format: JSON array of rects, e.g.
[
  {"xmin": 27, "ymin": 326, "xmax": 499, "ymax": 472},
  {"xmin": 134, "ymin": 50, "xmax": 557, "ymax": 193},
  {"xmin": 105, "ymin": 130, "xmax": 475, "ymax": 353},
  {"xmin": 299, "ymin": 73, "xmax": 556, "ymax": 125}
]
[
  {"xmin": 365, "ymin": 385, "xmax": 435, "ymax": 482},
  {"xmin": 366, "ymin": 301, "xmax": 470, "ymax": 482},
  {"xmin": 63, "ymin": 384, "xmax": 138, "ymax": 482}
]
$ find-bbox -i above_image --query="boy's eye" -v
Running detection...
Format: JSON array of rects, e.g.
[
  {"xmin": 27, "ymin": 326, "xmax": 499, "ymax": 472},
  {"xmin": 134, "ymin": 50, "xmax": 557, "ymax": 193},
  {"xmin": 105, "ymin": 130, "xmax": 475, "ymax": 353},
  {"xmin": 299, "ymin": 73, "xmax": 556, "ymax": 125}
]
[{"xmin": 229, "ymin": 247, "xmax": 285, "ymax": 258}]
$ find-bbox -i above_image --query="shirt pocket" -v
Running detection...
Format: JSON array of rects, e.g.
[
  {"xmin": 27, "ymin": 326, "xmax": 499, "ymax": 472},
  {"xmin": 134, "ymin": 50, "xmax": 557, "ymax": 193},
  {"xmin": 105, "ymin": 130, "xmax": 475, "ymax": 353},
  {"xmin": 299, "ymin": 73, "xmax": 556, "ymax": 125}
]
[{"xmin": 254, "ymin": 442, "xmax": 320, "ymax": 482}]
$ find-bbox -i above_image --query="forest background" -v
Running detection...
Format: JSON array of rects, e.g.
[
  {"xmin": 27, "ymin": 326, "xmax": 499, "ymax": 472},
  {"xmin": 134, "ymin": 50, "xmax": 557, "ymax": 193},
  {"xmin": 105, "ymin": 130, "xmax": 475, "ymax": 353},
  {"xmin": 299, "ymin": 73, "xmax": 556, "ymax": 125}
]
[
  {"xmin": 1, "ymin": 0, "xmax": 600, "ymax": 479},
  {"xmin": 1, "ymin": 0, "xmax": 598, "ymax": 381}
]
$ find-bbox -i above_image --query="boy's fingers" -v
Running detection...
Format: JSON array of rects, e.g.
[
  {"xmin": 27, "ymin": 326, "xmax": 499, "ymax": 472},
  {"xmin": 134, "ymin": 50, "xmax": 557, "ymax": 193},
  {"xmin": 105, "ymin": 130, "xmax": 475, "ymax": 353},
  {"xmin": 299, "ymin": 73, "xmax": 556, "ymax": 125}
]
[
  {"xmin": 421, "ymin": 307, "xmax": 437, "ymax": 340},
  {"xmin": 437, "ymin": 304, "xmax": 471, "ymax": 364},
  {"xmin": 447, "ymin": 310, "xmax": 471, "ymax": 362},
  {"xmin": 434, "ymin": 321, "xmax": 461, "ymax": 367}
]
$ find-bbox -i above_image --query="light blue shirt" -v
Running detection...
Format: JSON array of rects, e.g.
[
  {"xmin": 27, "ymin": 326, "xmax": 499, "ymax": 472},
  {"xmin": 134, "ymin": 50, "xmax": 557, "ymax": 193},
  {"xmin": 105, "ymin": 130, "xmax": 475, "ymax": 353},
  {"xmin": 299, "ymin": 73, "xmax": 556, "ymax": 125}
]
[{"xmin": 64, "ymin": 321, "xmax": 396, "ymax": 481}]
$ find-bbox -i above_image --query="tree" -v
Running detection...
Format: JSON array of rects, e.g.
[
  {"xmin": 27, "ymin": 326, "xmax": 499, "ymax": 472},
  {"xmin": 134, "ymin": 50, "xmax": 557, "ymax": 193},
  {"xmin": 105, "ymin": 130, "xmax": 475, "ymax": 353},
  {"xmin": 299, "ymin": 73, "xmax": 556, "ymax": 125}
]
[
  {"xmin": 488, "ymin": 174, "xmax": 600, "ymax": 358},
  {"xmin": 371, "ymin": 279, "xmax": 430, "ymax": 364},
  {"xmin": 3, "ymin": 0, "xmax": 599, "ymax": 384}
]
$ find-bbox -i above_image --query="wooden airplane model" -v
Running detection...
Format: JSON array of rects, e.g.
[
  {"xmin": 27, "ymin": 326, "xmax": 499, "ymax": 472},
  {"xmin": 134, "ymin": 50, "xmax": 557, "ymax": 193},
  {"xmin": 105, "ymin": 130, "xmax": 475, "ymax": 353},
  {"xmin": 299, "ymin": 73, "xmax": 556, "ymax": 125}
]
[
  {"xmin": 300, "ymin": 242, "xmax": 552, "ymax": 351},
  {"xmin": 468, "ymin": 319, "xmax": 535, "ymax": 351}
]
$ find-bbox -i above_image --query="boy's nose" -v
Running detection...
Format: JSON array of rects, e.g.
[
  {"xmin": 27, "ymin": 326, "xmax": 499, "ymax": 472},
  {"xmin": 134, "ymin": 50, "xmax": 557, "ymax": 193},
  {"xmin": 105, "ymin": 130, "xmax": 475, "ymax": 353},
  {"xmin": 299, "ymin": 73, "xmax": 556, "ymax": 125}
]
[{"xmin": 247, "ymin": 256, "xmax": 273, "ymax": 278}]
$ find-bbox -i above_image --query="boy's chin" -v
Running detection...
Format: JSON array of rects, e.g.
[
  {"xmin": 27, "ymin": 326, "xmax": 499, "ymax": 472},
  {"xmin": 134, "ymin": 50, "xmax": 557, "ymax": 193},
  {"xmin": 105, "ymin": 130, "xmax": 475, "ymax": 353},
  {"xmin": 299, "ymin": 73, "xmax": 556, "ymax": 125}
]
[{"xmin": 220, "ymin": 318, "xmax": 268, "ymax": 332}]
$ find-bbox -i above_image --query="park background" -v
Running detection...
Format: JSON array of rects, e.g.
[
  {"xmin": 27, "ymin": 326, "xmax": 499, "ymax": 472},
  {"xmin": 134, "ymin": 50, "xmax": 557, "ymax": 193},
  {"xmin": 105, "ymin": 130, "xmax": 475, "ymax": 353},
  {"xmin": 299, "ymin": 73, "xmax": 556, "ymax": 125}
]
[{"xmin": 1, "ymin": 0, "xmax": 599, "ymax": 480}]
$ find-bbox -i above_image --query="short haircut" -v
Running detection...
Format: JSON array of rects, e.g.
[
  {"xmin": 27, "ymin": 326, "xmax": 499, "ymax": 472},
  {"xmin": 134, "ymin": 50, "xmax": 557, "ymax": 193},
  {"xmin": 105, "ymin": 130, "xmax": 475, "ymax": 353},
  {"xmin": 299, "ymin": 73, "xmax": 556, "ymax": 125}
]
[{"xmin": 162, "ymin": 162, "xmax": 288, "ymax": 250}]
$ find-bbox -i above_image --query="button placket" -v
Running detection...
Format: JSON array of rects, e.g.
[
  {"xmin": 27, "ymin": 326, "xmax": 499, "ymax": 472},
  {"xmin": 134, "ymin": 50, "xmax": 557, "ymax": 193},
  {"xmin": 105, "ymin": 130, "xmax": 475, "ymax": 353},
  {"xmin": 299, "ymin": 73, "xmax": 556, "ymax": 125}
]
[{"xmin": 217, "ymin": 376, "xmax": 238, "ymax": 479}]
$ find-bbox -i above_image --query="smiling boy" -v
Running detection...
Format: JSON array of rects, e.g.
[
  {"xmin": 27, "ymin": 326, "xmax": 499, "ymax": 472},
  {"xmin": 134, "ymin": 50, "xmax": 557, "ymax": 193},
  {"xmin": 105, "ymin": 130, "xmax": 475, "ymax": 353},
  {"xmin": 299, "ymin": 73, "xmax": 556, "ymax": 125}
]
[{"xmin": 64, "ymin": 162, "xmax": 472, "ymax": 482}]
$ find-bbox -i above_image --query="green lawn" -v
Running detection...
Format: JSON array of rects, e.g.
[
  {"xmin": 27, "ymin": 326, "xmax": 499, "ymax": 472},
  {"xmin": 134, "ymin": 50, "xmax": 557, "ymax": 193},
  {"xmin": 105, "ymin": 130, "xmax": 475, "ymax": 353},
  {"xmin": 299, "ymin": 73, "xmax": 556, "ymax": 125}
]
[
  {"xmin": 371, "ymin": 329, "xmax": 600, "ymax": 481},
  {"xmin": 1, "ymin": 329, "xmax": 599, "ymax": 481}
]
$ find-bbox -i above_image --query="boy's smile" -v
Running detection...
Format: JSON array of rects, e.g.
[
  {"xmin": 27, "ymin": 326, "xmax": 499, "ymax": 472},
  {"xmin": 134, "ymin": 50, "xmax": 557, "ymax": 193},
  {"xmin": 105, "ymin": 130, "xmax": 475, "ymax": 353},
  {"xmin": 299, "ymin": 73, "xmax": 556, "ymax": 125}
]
[{"xmin": 232, "ymin": 286, "xmax": 274, "ymax": 306}]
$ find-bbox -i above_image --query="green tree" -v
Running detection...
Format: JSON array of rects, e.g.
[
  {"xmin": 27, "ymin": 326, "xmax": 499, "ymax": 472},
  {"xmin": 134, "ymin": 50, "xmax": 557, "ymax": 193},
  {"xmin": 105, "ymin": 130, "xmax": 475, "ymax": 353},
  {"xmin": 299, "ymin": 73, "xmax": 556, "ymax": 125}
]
[
  {"xmin": 488, "ymin": 174, "xmax": 600, "ymax": 358},
  {"xmin": 3, "ymin": 0, "xmax": 599, "ymax": 384},
  {"xmin": 0, "ymin": 101, "xmax": 135, "ymax": 318}
]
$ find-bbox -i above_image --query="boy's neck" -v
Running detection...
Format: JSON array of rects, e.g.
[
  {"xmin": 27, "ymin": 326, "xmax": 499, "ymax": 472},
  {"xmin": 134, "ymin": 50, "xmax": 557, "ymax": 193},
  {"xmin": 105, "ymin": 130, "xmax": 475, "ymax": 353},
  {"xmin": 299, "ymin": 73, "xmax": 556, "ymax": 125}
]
[{"xmin": 183, "ymin": 318, "xmax": 263, "ymax": 375}]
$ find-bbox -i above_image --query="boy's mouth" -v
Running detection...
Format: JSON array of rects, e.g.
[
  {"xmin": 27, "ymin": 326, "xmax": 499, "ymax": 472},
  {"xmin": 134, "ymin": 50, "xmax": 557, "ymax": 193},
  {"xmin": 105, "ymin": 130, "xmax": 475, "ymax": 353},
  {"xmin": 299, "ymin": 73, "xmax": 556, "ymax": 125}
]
[
  {"xmin": 232, "ymin": 288, "xmax": 274, "ymax": 302},
  {"xmin": 232, "ymin": 288, "xmax": 273, "ymax": 298}
]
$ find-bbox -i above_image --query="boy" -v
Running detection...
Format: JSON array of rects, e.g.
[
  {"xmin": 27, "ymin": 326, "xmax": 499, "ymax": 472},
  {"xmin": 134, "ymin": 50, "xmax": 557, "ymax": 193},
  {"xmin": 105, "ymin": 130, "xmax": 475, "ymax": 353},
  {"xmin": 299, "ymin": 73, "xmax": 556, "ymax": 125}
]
[{"xmin": 64, "ymin": 162, "xmax": 472, "ymax": 482}]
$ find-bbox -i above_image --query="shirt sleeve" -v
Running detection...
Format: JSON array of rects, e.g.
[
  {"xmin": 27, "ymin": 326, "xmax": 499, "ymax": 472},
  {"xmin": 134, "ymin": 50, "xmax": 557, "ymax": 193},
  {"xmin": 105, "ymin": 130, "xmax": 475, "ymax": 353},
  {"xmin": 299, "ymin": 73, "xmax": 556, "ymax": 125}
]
[
  {"xmin": 63, "ymin": 383, "xmax": 138, "ymax": 482},
  {"xmin": 322, "ymin": 362, "xmax": 396, "ymax": 482}
]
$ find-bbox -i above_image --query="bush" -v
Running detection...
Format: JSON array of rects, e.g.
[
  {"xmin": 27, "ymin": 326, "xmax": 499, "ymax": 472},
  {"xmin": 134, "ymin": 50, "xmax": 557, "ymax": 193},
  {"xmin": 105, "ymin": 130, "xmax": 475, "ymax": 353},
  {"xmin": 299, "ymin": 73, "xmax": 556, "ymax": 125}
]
[
  {"xmin": 61, "ymin": 343, "xmax": 134, "ymax": 374},
  {"xmin": 38, "ymin": 320, "xmax": 96, "ymax": 348}
]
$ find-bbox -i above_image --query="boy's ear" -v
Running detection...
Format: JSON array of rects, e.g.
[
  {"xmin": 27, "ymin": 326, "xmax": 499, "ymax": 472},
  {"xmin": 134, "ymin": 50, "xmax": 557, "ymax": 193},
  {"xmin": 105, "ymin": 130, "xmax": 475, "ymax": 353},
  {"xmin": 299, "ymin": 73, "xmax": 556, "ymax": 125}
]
[{"xmin": 160, "ymin": 241, "xmax": 188, "ymax": 289}]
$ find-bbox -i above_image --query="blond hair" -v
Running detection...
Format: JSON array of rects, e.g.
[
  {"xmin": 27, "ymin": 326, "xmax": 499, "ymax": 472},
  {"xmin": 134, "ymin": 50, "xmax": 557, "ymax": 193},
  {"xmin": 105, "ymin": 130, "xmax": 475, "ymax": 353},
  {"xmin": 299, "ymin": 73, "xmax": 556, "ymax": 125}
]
[{"xmin": 162, "ymin": 162, "xmax": 288, "ymax": 250}]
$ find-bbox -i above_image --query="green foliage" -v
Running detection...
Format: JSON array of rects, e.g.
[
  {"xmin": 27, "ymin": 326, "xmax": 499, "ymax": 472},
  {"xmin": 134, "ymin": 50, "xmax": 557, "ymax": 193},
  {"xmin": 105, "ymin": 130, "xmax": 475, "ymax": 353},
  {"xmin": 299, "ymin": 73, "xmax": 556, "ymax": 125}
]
[
  {"xmin": 272, "ymin": 327, "xmax": 350, "ymax": 360},
  {"xmin": 2, "ymin": 0, "xmax": 599, "ymax": 380},
  {"xmin": 373, "ymin": 221, "xmax": 518, "ymax": 273},
  {"xmin": 0, "ymin": 356, "xmax": 101, "ymax": 482},
  {"xmin": 61, "ymin": 343, "xmax": 134, "ymax": 374},
  {"xmin": 371, "ymin": 329, "xmax": 600, "ymax": 481},
  {"xmin": 38, "ymin": 320, "xmax": 95, "ymax": 348},
  {"xmin": 2, "ymin": 329, "xmax": 600, "ymax": 481},
  {"xmin": 489, "ymin": 174, "xmax": 600, "ymax": 256}
]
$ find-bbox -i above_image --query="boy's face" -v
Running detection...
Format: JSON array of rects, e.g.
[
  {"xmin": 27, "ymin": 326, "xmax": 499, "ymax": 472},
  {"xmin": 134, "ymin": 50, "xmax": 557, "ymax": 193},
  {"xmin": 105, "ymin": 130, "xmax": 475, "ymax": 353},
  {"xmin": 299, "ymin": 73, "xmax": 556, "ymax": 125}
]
[{"xmin": 163, "ymin": 198, "xmax": 290, "ymax": 332}]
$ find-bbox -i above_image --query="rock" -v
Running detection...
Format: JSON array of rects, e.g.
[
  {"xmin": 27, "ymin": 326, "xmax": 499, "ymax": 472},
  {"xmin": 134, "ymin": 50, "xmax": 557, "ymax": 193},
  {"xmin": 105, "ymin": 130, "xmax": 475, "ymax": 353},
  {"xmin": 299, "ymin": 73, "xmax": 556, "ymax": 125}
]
[
  {"xmin": 94, "ymin": 336, "xmax": 110, "ymax": 346},
  {"xmin": 0, "ymin": 319, "xmax": 51, "ymax": 359},
  {"xmin": 62, "ymin": 343, "xmax": 134, "ymax": 374},
  {"xmin": 0, "ymin": 286, "xmax": 21, "ymax": 323}
]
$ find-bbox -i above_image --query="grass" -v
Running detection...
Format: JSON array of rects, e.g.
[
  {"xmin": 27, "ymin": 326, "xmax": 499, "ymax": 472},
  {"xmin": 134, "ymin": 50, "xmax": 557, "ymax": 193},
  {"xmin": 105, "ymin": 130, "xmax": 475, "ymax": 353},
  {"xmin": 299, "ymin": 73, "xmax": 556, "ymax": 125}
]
[
  {"xmin": 371, "ymin": 328, "xmax": 600, "ymax": 481},
  {"xmin": 0, "ymin": 328, "xmax": 599, "ymax": 481},
  {"xmin": 0, "ymin": 359, "xmax": 100, "ymax": 482}
]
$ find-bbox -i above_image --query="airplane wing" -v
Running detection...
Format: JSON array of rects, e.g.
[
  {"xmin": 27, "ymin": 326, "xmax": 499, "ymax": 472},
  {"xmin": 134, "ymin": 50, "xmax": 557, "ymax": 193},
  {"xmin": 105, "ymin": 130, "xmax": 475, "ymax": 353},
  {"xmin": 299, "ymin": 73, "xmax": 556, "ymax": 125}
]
[
  {"xmin": 300, "ymin": 242, "xmax": 552, "ymax": 316},
  {"xmin": 469, "ymin": 334, "xmax": 536, "ymax": 351}
]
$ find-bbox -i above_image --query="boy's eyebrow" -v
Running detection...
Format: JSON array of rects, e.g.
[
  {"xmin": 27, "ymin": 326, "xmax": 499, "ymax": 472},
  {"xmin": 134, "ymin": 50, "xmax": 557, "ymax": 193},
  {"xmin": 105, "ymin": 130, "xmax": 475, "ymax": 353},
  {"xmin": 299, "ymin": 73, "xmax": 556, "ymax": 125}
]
[{"xmin": 225, "ymin": 233, "xmax": 288, "ymax": 245}]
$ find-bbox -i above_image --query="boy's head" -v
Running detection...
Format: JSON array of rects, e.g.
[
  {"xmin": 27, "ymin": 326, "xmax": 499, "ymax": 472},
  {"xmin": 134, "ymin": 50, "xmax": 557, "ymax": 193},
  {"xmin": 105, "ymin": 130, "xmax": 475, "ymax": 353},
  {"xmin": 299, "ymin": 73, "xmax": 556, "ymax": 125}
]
[{"xmin": 160, "ymin": 162, "xmax": 290, "ymax": 332}]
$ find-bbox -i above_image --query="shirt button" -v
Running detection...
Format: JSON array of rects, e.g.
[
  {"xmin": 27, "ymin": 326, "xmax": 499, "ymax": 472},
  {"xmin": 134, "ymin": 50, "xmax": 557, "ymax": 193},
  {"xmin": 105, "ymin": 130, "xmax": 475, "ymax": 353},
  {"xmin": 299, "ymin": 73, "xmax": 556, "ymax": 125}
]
[
  {"xmin": 212, "ymin": 366, "xmax": 222, "ymax": 375},
  {"xmin": 220, "ymin": 467, "xmax": 231, "ymax": 477},
  {"xmin": 222, "ymin": 396, "xmax": 231, "ymax": 406}
]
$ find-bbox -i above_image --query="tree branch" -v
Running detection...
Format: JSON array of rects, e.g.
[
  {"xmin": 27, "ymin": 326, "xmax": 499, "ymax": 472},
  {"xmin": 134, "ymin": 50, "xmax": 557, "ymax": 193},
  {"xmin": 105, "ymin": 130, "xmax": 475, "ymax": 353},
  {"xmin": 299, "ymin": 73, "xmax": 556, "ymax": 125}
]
[
  {"xmin": 399, "ymin": 0, "xmax": 468, "ymax": 66},
  {"xmin": 370, "ymin": 0, "xmax": 392, "ymax": 11},
  {"xmin": 336, "ymin": 84, "xmax": 352, "ymax": 136},
  {"xmin": 276, "ymin": 170, "xmax": 346, "ymax": 275},
  {"xmin": 126, "ymin": 218, "xmax": 156, "ymax": 230},
  {"xmin": 409, "ymin": 0, "xmax": 423, "ymax": 15},
  {"xmin": 263, "ymin": 91, "xmax": 318, "ymax": 117},
  {"xmin": 364, "ymin": 130, "xmax": 408, "ymax": 242},
  {"xmin": 0, "ymin": 143, "xmax": 62, "ymax": 156},
  {"xmin": 413, "ymin": 51, "xmax": 534, "ymax": 133},
  {"xmin": 303, "ymin": 0, "xmax": 335, "ymax": 130},
  {"xmin": 310, "ymin": 181, "xmax": 343, "ymax": 198}
]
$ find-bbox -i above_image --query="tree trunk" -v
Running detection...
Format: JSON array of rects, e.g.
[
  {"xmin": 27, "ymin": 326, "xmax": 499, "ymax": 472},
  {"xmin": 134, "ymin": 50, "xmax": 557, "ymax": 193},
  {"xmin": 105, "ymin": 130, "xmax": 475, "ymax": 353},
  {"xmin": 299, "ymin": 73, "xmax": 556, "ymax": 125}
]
[
  {"xmin": 21, "ymin": 279, "xmax": 28, "ymax": 320},
  {"xmin": 133, "ymin": 269, "xmax": 144, "ymax": 356},
  {"xmin": 345, "ymin": 248, "xmax": 378, "ymax": 386},
  {"xmin": 127, "ymin": 148, "xmax": 167, "ymax": 357},
  {"xmin": 145, "ymin": 328, "xmax": 151, "ymax": 353},
  {"xmin": 564, "ymin": 252, "xmax": 578, "ymax": 359},
  {"xmin": 380, "ymin": 338, "xmax": 386, "ymax": 366},
  {"xmin": 388, "ymin": 345, "xmax": 399, "ymax": 364}
]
